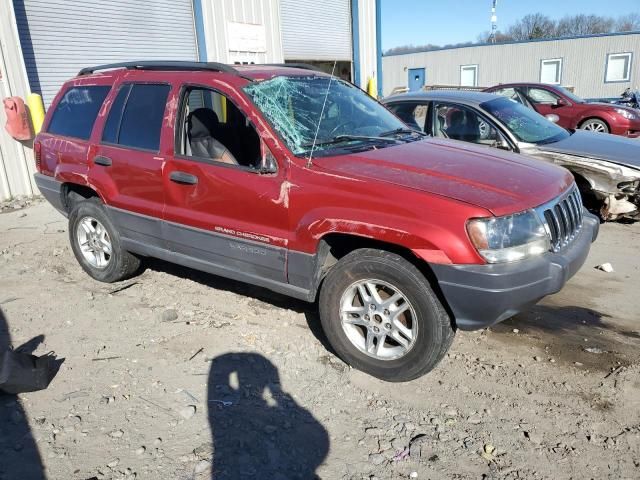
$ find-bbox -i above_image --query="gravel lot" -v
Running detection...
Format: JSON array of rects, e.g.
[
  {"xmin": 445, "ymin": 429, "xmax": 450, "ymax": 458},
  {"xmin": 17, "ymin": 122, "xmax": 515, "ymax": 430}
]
[{"xmin": 1, "ymin": 200, "xmax": 639, "ymax": 480}]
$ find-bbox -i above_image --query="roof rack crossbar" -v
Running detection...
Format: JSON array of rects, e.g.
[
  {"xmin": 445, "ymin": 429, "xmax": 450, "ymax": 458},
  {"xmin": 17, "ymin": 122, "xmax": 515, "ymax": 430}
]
[{"xmin": 78, "ymin": 61, "xmax": 239, "ymax": 76}]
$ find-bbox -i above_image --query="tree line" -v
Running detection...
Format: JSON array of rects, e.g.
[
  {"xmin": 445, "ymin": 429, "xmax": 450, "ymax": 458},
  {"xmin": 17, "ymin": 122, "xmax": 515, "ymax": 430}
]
[{"xmin": 385, "ymin": 13, "xmax": 640, "ymax": 55}]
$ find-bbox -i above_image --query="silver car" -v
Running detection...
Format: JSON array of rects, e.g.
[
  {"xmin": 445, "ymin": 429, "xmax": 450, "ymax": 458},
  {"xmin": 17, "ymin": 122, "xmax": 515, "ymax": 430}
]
[{"xmin": 383, "ymin": 90, "xmax": 640, "ymax": 221}]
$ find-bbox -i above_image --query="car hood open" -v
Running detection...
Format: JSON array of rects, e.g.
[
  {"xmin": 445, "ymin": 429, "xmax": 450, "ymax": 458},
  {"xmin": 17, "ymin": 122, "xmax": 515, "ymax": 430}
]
[
  {"xmin": 317, "ymin": 138, "xmax": 574, "ymax": 217},
  {"xmin": 536, "ymin": 130, "xmax": 640, "ymax": 170}
]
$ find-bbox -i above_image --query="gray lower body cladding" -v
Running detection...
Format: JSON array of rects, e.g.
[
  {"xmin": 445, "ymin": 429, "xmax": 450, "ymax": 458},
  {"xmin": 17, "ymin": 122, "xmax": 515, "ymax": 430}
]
[
  {"xmin": 431, "ymin": 213, "xmax": 600, "ymax": 331},
  {"xmin": 34, "ymin": 173, "xmax": 67, "ymax": 216}
]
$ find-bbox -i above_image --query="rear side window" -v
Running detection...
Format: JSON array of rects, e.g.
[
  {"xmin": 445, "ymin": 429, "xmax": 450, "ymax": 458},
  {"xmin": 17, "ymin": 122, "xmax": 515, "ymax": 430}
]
[
  {"xmin": 102, "ymin": 85, "xmax": 131, "ymax": 144},
  {"xmin": 47, "ymin": 86, "xmax": 110, "ymax": 140},
  {"xmin": 110, "ymin": 84, "xmax": 171, "ymax": 151}
]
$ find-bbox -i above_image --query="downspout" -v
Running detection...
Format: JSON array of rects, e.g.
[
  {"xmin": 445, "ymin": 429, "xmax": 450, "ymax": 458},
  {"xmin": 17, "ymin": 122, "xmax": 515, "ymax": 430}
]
[
  {"xmin": 375, "ymin": 0, "xmax": 383, "ymax": 97},
  {"xmin": 351, "ymin": 0, "xmax": 361, "ymax": 87}
]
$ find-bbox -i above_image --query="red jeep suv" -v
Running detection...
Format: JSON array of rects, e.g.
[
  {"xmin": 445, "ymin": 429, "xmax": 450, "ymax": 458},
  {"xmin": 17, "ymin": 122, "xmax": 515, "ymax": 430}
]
[
  {"xmin": 34, "ymin": 61, "xmax": 599, "ymax": 381},
  {"xmin": 485, "ymin": 82, "xmax": 640, "ymax": 138}
]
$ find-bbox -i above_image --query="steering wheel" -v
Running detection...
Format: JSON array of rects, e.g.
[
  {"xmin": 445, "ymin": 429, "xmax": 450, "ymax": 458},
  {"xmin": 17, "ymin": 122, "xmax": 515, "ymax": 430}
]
[{"xmin": 328, "ymin": 121, "xmax": 357, "ymax": 137}]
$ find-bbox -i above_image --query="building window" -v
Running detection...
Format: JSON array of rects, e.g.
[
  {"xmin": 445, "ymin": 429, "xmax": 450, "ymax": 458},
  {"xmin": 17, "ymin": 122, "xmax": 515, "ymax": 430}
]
[
  {"xmin": 540, "ymin": 58, "xmax": 562, "ymax": 85},
  {"xmin": 460, "ymin": 65, "xmax": 479, "ymax": 87},
  {"xmin": 605, "ymin": 53, "xmax": 632, "ymax": 83}
]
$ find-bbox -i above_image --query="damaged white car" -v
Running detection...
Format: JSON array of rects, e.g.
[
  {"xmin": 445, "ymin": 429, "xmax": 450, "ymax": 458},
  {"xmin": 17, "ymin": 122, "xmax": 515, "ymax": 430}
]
[{"xmin": 384, "ymin": 91, "xmax": 640, "ymax": 221}]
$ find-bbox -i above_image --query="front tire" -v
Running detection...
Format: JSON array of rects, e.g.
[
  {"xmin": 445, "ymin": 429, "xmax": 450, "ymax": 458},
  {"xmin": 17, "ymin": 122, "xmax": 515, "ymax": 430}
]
[
  {"xmin": 319, "ymin": 249, "xmax": 455, "ymax": 382},
  {"xmin": 580, "ymin": 118, "xmax": 609, "ymax": 134},
  {"xmin": 68, "ymin": 198, "xmax": 140, "ymax": 283}
]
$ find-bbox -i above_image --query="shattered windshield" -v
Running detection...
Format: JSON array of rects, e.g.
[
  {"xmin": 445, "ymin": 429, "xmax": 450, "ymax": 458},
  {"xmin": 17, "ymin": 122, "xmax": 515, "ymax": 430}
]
[
  {"xmin": 481, "ymin": 97, "xmax": 570, "ymax": 145},
  {"xmin": 244, "ymin": 75, "xmax": 413, "ymax": 156}
]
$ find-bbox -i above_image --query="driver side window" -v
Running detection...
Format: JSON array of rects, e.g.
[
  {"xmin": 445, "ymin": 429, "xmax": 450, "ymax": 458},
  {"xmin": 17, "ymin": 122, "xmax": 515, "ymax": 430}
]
[
  {"xmin": 177, "ymin": 87, "xmax": 261, "ymax": 170},
  {"xmin": 433, "ymin": 103, "xmax": 501, "ymax": 146},
  {"xmin": 526, "ymin": 88, "xmax": 560, "ymax": 105}
]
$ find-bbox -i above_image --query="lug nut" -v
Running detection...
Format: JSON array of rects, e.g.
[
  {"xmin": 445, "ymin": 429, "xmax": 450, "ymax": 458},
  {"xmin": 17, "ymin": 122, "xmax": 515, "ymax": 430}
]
[
  {"xmin": 373, "ymin": 326, "xmax": 380, "ymax": 333},
  {"xmin": 364, "ymin": 314, "xmax": 370, "ymax": 321},
  {"xmin": 384, "ymin": 309, "xmax": 390, "ymax": 315},
  {"xmin": 385, "ymin": 323, "xmax": 391, "ymax": 330},
  {"xmin": 370, "ymin": 304, "xmax": 376, "ymax": 311}
]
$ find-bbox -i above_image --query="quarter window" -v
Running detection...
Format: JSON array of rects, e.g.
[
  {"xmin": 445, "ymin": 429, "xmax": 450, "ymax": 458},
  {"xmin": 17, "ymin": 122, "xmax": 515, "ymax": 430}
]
[
  {"xmin": 605, "ymin": 53, "xmax": 632, "ymax": 82},
  {"xmin": 47, "ymin": 86, "xmax": 110, "ymax": 140},
  {"xmin": 460, "ymin": 65, "xmax": 479, "ymax": 87},
  {"xmin": 540, "ymin": 58, "xmax": 562, "ymax": 85}
]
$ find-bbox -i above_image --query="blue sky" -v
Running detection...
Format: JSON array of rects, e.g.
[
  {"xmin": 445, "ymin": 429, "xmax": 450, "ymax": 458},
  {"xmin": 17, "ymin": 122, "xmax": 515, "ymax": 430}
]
[{"xmin": 381, "ymin": 0, "xmax": 640, "ymax": 50}]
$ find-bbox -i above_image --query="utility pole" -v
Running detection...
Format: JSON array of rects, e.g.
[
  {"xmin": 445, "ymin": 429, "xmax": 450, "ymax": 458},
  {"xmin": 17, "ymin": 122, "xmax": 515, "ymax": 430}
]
[{"xmin": 489, "ymin": 0, "xmax": 498, "ymax": 43}]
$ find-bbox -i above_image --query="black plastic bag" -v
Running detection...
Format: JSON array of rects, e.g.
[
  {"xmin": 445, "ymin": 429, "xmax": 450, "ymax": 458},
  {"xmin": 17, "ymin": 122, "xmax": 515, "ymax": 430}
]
[{"xmin": 0, "ymin": 350, "xmax": 55, "ymax": 394}]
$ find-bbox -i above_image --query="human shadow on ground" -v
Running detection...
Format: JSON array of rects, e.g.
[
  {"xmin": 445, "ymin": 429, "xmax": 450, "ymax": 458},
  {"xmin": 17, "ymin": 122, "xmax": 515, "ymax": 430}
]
[
  {"xmin": 207, "ymin": 352, "xmax": 329, "ymax": 479},
  {"xmin": 0, "ymin": 308, "xmax": 47, "ymax": 480}
]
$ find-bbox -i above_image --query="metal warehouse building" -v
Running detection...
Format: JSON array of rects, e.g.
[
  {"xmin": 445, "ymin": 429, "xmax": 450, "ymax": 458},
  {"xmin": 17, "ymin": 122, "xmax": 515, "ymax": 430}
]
[
  {"xmin": 0, "ymin": 0, "xmax": 382, "ymax": 201},
  {"xmin": 382, "ymin": 32, "xmax": 640, "ymax": 99}
]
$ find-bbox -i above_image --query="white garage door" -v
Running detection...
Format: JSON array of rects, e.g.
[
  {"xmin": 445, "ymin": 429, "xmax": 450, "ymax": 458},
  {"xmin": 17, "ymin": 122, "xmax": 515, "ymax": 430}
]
[
  {"xmin": 280, "ymin": 0, "xmax": 352, "ymax": 61},
  {"xmin": 14, "ymin": 0, "xmax": 199, "ymax": 106}
]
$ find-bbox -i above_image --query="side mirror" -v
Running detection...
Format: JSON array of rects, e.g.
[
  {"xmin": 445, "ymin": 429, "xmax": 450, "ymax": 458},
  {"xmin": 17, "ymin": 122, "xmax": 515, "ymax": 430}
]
[
  {"xmin": 259, "ymin": 143, "xmax": 278, "ymax": 174},
  {"xmin": 546, "ymin": 114, "xmax": 560, "ymax": 123},
  {"xmin": 492, "ymin": 136, "xmax": 511, "ymax": 151},
  {"xmin": 556, "ymin": 98, "xmax": 569, "ymax": 107}
]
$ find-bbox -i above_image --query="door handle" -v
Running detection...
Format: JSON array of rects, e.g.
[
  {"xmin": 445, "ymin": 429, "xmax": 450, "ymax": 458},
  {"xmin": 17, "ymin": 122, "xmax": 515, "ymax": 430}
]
[
  {"xmin": 94, "ymin": 156, "xmax": 112, "ymax": 167},
  {"xmin": 169, "ymin": 171, "xmax": 198, "ymax": 185}
]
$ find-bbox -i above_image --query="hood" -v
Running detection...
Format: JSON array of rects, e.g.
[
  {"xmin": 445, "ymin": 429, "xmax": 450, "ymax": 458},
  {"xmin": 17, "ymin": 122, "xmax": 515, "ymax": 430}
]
[
  {"xmin": 316, "ymin": 138, "xmax": 573, "ymax": 216},
  {"xmin": 537, "ymin": 130, "xmax": 640, "ymax": 170}
]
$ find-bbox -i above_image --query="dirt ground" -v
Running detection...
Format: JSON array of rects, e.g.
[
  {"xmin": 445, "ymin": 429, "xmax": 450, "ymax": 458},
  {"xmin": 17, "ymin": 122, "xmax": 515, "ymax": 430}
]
[{"xmin": 1, "ymin": 199, "xmax": 639, "ymax": 480}]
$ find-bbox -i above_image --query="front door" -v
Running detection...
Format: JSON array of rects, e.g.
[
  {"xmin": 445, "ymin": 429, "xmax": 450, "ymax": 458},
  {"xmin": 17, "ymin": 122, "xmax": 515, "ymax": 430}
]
[
  {"xmin": 408, "ymin": 68, "xmax": 425, "ymax": 92},
  {"xmin": 162, "ymin": 83, "xmax": 290, "ymax": 284},
  {"xmin": 523, "ymin": 86, "xmax": 574, "ymax": 128}
]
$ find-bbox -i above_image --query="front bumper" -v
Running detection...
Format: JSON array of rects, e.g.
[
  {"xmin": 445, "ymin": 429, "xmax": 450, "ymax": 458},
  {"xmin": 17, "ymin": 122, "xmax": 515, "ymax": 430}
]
[{"xmin": 431, "ymin": 212, "xmax": 599, "ymax": 331}]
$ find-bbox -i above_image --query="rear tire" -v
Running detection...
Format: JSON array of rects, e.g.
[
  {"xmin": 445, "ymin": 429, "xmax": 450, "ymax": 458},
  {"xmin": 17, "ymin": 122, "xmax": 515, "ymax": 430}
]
[
  {"xmin": 68, "ymin": 198, "xmax": 140, "ymax": 283},
  {"xmin": 579, "ymin": 118, "xmax": 609, "ymax": 134},
  {"xmin": 319, "ymin": 248, "xmax": 455, "ymax": 382}
]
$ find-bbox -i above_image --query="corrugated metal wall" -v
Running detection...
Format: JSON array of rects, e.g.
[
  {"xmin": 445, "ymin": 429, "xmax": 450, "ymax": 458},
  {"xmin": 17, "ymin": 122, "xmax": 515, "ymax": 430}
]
[
  {"xmin": 14, "ymin": 0, "xmax": 199, "ymax": 107},
  {"xmin": 383, "ymin": 33, "xmax": 640, "ymax": 98},
  {"xmin": 280, "ymin": 0, "xmax": 352, "ymax": 61},
  {"xmin": 200, "ymin": 0, "xmax": 284, "ymax": 64},
  {"xmin": 0, "ymin": 1, "xmax": 36, "ymax": 201},
  {"xmin": 357, "ymin": 0, "xmax": 377, "ymax": 90}
]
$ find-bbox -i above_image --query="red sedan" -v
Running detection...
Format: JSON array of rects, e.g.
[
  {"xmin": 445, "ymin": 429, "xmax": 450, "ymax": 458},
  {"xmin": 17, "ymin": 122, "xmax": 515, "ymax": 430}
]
[{"xmin": 484, "ymin": 83, "xmax": 640, "ymax": 138}]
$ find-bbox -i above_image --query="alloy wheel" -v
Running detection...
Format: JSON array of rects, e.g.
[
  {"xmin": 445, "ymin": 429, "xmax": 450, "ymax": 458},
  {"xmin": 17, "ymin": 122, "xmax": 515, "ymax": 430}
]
[
  {"xmin": 339, "ymin": 279, "xmax": 418, "ymax": 360},
  {"xmin": 76, "ymin": 216, "xmax": 112, "ymax": 269}
]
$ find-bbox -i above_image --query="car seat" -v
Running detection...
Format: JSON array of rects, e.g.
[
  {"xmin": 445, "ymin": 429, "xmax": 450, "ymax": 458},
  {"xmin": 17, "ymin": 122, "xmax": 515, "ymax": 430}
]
[{"xmin": 187, "ymin": 109, "xmax": 238, "ymax": 165}]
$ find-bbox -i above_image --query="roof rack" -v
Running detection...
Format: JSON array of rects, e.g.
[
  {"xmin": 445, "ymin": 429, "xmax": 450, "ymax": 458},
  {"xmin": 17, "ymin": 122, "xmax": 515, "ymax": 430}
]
[{"xmin": 77, "ymin": 61, "xmax": 239, "ymax": 76}]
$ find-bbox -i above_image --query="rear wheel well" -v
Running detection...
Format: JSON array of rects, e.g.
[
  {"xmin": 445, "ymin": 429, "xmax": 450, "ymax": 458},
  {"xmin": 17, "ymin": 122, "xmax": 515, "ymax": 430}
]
[
  {"xmin": 61, "ymin": 183, "xmax": 100, "ymax": 213},
  {"xmin": 314, "ymin": 233, "xmax": 453, "ymax": 321}
]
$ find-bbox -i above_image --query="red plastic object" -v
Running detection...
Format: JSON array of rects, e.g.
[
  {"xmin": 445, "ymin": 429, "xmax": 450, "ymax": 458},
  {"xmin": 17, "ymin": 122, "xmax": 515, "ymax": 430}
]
[{"xmin": 3, "ymin": 96, "xmax": 33, "ymax": 141}]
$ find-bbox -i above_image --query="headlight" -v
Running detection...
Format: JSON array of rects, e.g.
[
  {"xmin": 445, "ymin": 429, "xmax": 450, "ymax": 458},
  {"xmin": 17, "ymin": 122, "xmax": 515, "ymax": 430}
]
[
  {"xmin": 615, "ymin": 108, "xmax": 638, "ymax": 120},
  {"xmin": 467, "ymin": 210, "xmax": 550, "ymax": 263}
]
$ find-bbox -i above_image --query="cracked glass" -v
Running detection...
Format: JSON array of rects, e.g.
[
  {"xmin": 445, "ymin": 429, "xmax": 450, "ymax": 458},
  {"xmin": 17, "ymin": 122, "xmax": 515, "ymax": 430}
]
[{"xmin": 244, "ymin": 75, "xmax": 406, "ymax": 156}]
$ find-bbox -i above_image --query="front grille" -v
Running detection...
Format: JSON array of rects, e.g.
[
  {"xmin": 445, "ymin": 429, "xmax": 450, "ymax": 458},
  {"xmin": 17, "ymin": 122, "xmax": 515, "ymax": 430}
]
[{"xmin": 538, "ymin": 186, "xmax": 583, "ymax": 252}]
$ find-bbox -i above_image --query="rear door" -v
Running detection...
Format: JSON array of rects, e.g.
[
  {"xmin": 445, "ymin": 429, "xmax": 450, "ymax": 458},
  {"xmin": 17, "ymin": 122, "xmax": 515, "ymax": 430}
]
[
  {"xmin": 162, "ymin": 82, "xmax": 290, "ymax": 284},
  {"xmin": 91, "ymin": 82, "xmax": 172, "ymax": 248}
]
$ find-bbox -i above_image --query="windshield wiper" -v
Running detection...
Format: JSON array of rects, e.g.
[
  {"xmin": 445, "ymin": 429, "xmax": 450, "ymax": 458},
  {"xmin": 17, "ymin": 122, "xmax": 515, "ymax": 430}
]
[
  {"xmin": 379, "ymin": 127, "xmax": 426, "ymax": 137},
  {"xmin": 301, "ymin": 135, "xmax": 401, "ymax": 149}
]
